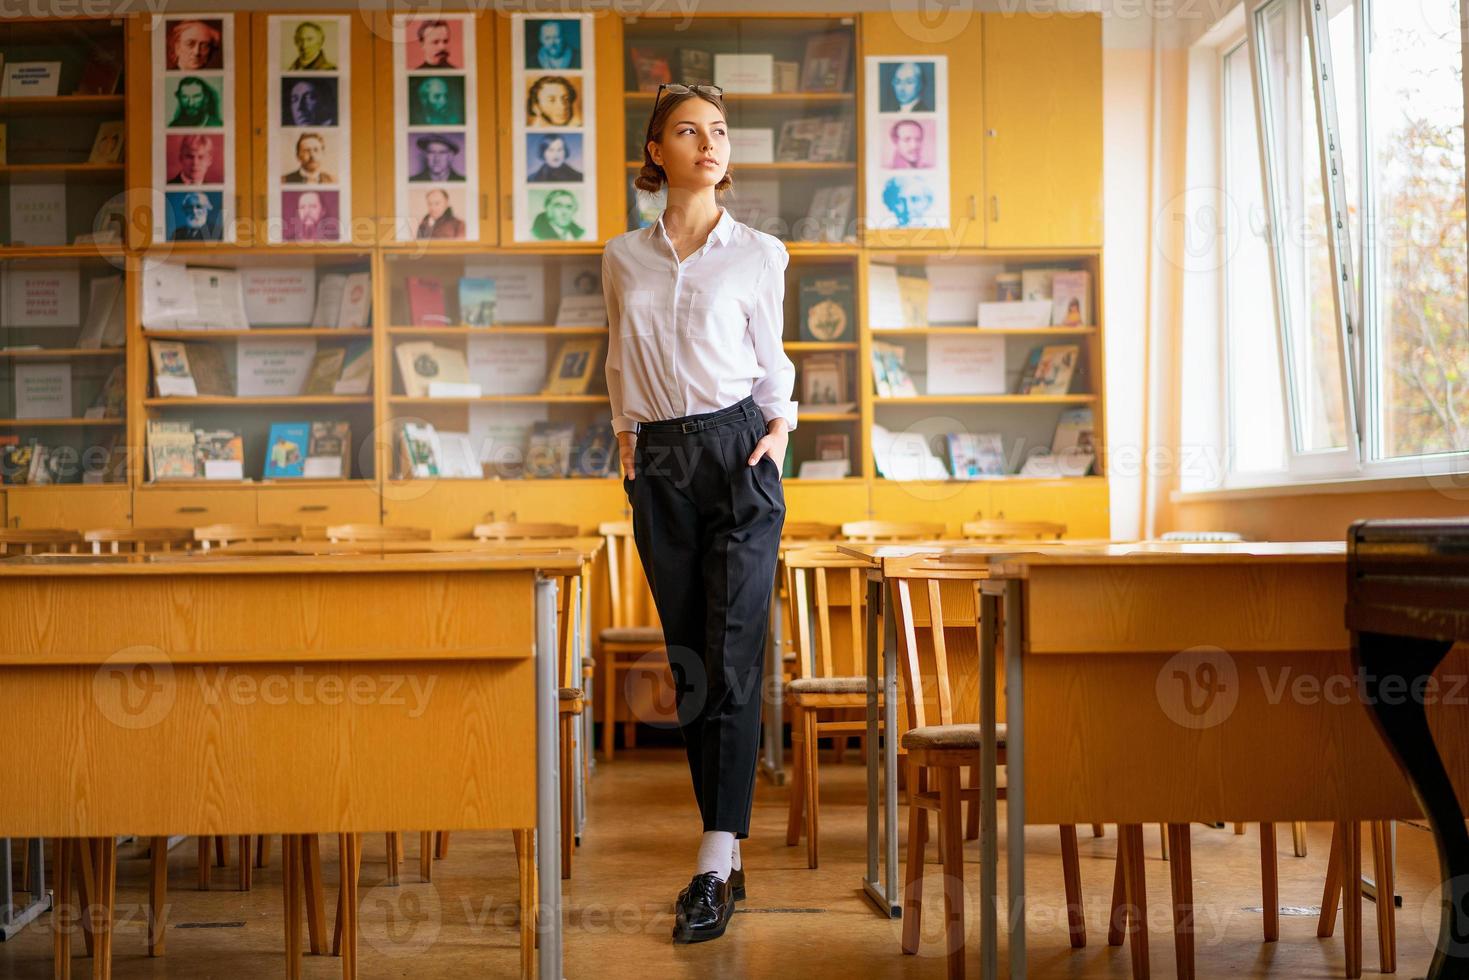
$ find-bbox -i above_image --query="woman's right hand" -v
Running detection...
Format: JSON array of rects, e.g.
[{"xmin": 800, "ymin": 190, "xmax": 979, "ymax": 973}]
[{"xmin": 618, "ymin": 431, "xmax": 637, "ymax": 480}]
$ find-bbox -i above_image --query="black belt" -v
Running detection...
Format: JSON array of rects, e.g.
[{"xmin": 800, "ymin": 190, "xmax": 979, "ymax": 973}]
[{"xmin": 638, "ymin": 396, "xmax": 761, "ymax": 434}]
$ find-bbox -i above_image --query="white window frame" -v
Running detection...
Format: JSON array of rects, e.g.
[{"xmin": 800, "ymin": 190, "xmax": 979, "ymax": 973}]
[{"xmin": 1185, "ymin": 0, "xmax": 1469, "ymax": 495}]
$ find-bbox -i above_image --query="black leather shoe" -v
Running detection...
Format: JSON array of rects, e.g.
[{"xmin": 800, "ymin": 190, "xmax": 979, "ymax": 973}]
[
  {"xmin": 677, "ymin": 866, "xmax": 745, "ymax": 905},
  {"xmin": 673, "ymin": 872, "xmax": 735, "ymax": 943}
]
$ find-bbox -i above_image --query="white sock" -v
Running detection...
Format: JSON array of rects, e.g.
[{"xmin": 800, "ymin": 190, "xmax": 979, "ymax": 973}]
[
  {"xmin": 730, "ymin": 837, "xmax": 742, "ymax": 872},
  {"xmin": 695, "ymin": 831, "xmax": 734, "ymax": 881}
]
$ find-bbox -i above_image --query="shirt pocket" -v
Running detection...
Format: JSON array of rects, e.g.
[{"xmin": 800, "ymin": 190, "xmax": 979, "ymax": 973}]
[
  {"xmin": 687, "ymin": 286, "xmax": 748, "ymax": 344},
  {"xmin": 619, "ymin": 289, "xmax": 658, "ymax": 337}
]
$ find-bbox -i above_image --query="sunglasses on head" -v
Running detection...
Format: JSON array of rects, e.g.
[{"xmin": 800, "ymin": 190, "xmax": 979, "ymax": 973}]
[{"xmin": 645, "ymin": 83, "xmax": 725, "ymax": 139}]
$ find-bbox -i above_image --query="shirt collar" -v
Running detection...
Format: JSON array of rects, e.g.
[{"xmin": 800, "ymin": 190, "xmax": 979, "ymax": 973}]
[{"xmin": 649, "ymin": 205, "xmax": 734, "ymax": 249}]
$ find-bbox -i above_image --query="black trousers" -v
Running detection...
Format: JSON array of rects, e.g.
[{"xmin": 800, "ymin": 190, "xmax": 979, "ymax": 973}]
[{"xmin": 623, "ymin": 395, "xmax": 786, "ymax": 839}]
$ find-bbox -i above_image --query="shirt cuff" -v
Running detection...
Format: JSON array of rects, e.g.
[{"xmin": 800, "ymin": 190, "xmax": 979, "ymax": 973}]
[
  {"xmin": 760, "ymin": 401, "xmax": 798, "ymax": 432},
  {"xmin": 612, "ymin": 415, "xmax": 640, "ymax": 435}
]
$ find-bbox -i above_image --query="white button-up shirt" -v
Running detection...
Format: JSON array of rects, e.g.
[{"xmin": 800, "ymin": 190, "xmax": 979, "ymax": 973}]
[{"xmin": 601, "ymin": 206, "xmax": 798, "ymax": 435}]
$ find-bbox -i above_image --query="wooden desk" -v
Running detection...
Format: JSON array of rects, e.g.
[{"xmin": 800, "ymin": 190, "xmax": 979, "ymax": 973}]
[
  {"xmin": 981, "ymin": 542, "xmax": 1469, "ymax": 980},
  {"xmin": 0, "ymin": 550, "xmax": 577, "ymax": 980}
]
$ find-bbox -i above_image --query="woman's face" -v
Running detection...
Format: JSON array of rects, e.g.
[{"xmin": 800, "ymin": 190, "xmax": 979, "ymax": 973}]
[{"xmin": 648, "ymin": 97, "xmax": 728, "ymax": 191}]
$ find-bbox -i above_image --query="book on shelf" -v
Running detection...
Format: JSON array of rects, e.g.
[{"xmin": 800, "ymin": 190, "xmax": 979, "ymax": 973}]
[
  {"xmin": 264, "ymin": 422, "xmax": 311, "ymax": 478},
  {"xmin": 798, "ymin": 458, "xmax": 851, "ymax": 479},
  {"xmin": 146, "ymin": 420, "xmax": 197, "ymax": 481},
  {"xmin": 311, "ymin": 274, "xmax": 346, "ymax": 327},
  {"xmin": 304, "ymin": 420, "xmax": 351, "ymax": 479},
  {"xmin": 399, "ymin": 421, "xmax": 441, "ymax": 478},
  {"xmin": 729, "ymin": 128, "xmax": 774, "ymax": 165},
  {"xmin": 714, "ymin": 53, "xmax": 774, "ymax": 94},
  {"xmin": 84, "ymin": 364, "xmax": 126, "ymax": 419},
  {"xmin": 395, "ymin": 340, "xmax": 470, "ymax": 398},
  {"xmin": 773, "ymin": 60, "xmax": 800, "ymax": 93},
  {"xmin": 816, "ymin": 433, "xmax": 850, "ymax": 460},
  {"xmin": 304, "ymin": 346, "xmax": 347, "ymax": 395},
  {"xmin": 186, "ymin": 341, "xmax": 232, "ymax": 397},
  {"xmin": 630, "ymin": 47, "xmax": 671, "ymax": 93},
  {"xmin": 466, "ymin": 258, "xmax": 544, "ymax": 323},
  {"xmin": 926, "ymin": 264, "xmax": 984, "ymax": 325},
  {"xmin": 76, "ymin": 275, "xmax": 125, "ymax": 349},
  {"xmin": 812, "ymin": 115, "xmax": 853, "ymax": 162},
  {"xmin": 76, "ymin": 54, "xmax": 123, "ymax": 95},
  {"xmin": 406, "ymin": 276, "xmax": 450, "ymax": 326},
  {"xmin": 470, "ymin": 403, "xmax": 545, "ymax": 479},
  {"xmin": 801, "ymin": 351, "xmax": 848, "ymax": 408},
  {"xmin": 869, "ymin": 340, "xmax": 917, "ymax": 398},
  {"xmin": 775, "ymin": 118, "xmax": 823, "ymax": 163},
  {"xmin": 1051, "ymin": 270, "xmax": 1091, "ymax": 327},
  {"xmin": 236, "ymin": 338, "xmax": 316, "ymax": 397},
  {"xmin": 3, "ymin": 265, "xmax": 80, "ymax": 328},
  {"xmin": 1021, "ymin": 267, "xmax": 1065, "ymax": 303},
  {"xmin": 799, "ymin": 274, "xmax": 854, "ymax": 342},
  {"xmin": 525, "ymin": 420, "xmax": 576, "ymax": 478},
  {"xmin": 978, "ymin": 299, "xmax": 1053, "ymax": 330},
  {"xmin": 468, "ymin": 334, "xmax": 546, "ymax": 395},
  {"xmin": 573, "ymin": 422, "xmax": 616, "ymax": 478},
  {"xmin": 926, "ymin": 335, "xmax": 1006, "ymax": 396},
  {"xmin": 333, "ymin": 340, "xmax": 373, "ymax": 395},
  {"xmin": 0, "ymin": 123, "xmax": 7, "ymax": 164},
  {"xmin": 995, "ymin": 273, "xmax": 1022, "ymax": 301},
  {"xmin": 337, "ymin": 272, "xmax": 372, "ymax": 328},
  {"xmin": 870, "ymin": 422, "xmax": 950, "ymax": 481},
  {"xmin": 1049, "ymin": 407, "xmax": 1096, "ymax": 476},
  {"xmin": 0, "ymin": 438, "xmax": 29, "ymax": 485},
  {"xmin": 149, "ymin": 340, "xmax": 197, "ymax": 397},
  {"xmin": 88, "ymin": 121, "xmax": 125, "ymax": 164},
  {"xmin": 679, "ymin": 49, "xmax": 713, "ymax": 85},
  {"xmin": 866, "ymin": 263, "xmax": 905, "ymax": 327},
  {"xmin": 435, "ymin": 431, "xmax": 482, "ymax": 479},
  {"xmin": 897, "ymin": 269, "xmax": 931, "ymax": 328},
  {"xmin": 243, "ymin": 267, "xmax": 317, "ymax": 326},
  {"xmin": 194, "ymin": 428, "xmax": 244, "ymax": 481},
  {"xmin": 543, "ymin": 338, "xmax": 601, "ymax": 395},
  {"xmin": 8, "ymin": 182, "xmax": 66, "ymax": 247},
  {"xmin": 1020, "ymin": 344, "xmax": 1081, "ymax": 396},
  {"xmin": 800, "ymin": 30, "xmax": 852, "ymax": 92},
  {"xmin": 722, "ymin": 177, "xmax": 780, "ymax": 234},
  {"xmin": 142, "ymin": 267, "xmax": 250, "ymax": 331},
  {"xmin": 946, "ymin": 432, "xmax": 1007, "ymax": 479},
  {"xmin": 801, "ymin": 185, "xmax": 854, "ymax": 244},
  {"xmin": 554, "ymin": 292, "xmax": 607, "ymax": 327},
  {"xmin": 1, "ymin": 62, "xmax": 60, "ymax": 98},
  {"xmin": 15, "ymin": 362, "xmax": 71, "ymax": 419},
  {"xmin": 458, "ymin": 277, "xmax": 497, "ymax": 326}
]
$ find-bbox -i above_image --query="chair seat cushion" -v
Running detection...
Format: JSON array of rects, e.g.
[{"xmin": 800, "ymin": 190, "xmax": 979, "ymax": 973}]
[
  {"xmin": 558, "ymin": 687, "xmax": 583, "ymax": 700},
  {"xmin": 600, "ymin": 626, "xmax": 663, "ymax": 645},
  {"xmin": 900, "ymin": 723, "xmax": 1007, "ymax": 750},
  {"xmin": 786, "ymin": 676, "xmax": 866, "ymax": 695}
]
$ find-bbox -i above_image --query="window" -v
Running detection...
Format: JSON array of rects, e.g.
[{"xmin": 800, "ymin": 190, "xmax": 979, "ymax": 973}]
[
  {"xmin": 1191, "ymin": 0, "xmax": 1468, "ymax": 489},
  {"xmin": 1222, "ymin": 39, "xmax": 1286, "ymax": 473},
  {"xmin": 1365, "ymin": 0, "xmax": 1468, "ymax": 458}
]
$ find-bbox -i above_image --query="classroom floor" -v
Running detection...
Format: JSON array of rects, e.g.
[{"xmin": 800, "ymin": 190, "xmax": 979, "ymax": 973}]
[{"xmin": 1, "ymin": 746, "xmax": 1445, "ymax": 978}]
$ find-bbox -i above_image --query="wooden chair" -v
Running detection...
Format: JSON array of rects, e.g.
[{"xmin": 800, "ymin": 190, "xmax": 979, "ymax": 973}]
[
  {"xmin": 472, "ymin": 519, "xmax": 579, "ymax": 540},
  {"xmin": 885, "ymin": 555, "xmax": 1091, "ymax": 978},
  {"xmin": 0, "ymin": 528, "xmax": 82, "ymax": 555},
  {"xmin": 193, "ymin": 523, "xmax": 304, "ymax": 551},
  {"xmin": 325, "ymin": 523, "xmax": 431, "ymax": 542},
  {"xmin": 960, "ymin": 518, "xmax": 1067, "ymax": 541},
  {"xmin": 782, "ymin": 546, "xmax": 880, "ymax": 867},
  {"xmin": 83, "ymin": 527, "xmax": 195, "ymax": 554},
  {"xmin": 782, "ymin": 521, "xmax": 840, "ymax": 541},
  {"xmin": 596, "ymin": 520, "xmax": 665, "ymax": 760},
  {"xmin": 1317, "ymin": 821, "xmax": 1397, "ymax": 977},
  {"xmin": 840, "ymin": 520, "xmax": 947, "ymax": 542}
]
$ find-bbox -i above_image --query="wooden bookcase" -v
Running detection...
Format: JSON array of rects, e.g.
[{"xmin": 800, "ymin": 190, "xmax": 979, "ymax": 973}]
[{"xmin": 0, "ymin": 9, "xmax": 1106, "ymax": 540}]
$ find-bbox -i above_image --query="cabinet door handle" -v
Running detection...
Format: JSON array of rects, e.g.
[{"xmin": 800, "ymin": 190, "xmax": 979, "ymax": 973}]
[
  {"xmin": 968, "ymin": 194, "xmax": 977, "ymax": 220},
  {"xmin": 990, "ymin": 195, "xmax": 1000, "ymax": 222},
  {"xmin": 481, "ymin": 194, "xmax": 490, "ymax": 220},
  {"xmin": 178, "ymin": 506, "xmax": 207, "ymax": 514},
  {"xmin": 299, "ymin": 504, "xmax": 328, "ymax": 513}
]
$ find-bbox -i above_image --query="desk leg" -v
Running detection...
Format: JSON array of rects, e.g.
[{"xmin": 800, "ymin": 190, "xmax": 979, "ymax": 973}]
[
  {"xmin": 979, "ymin": 584, "xmax": 1000, "ymax": 980},
  {"xmin": 334, "ymin": 834, "xmax": 360, "ymax": 980},
  {"xmin": 535, "ymin": 576, "xmax": 564, "ymax": 980},
  {"xmin": 1354, "ymin": 630, "xmax": 1468, "ymax": 978},
  {"xmin": 760, "ymin": 575, "xmax": 787, "ymax": 786},
  {"xmin": 91, "ymin": 837, "xmax": 116, "ymax": 980},
  {"xmin": 1003, "ymin": 581, "xmax": 1027, "ymax": 980},
  {"xmin": 52, "ymin": 839, "xmax": 71, "ymax": 980},
  {"xmin": 861, "ymin": 571, "xmax": 902, "ymax": 918}
]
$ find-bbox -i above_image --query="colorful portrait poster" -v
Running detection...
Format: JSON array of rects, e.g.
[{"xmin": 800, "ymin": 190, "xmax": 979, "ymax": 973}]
[{"xmin": 153, "ymin": 15, "xmax": 235, "ymax": 242}]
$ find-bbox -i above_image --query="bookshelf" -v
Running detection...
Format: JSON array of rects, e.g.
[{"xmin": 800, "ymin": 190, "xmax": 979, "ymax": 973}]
[{"xmin": 0, "ymin": 9, "xmax": 1105, "ymax": 540}]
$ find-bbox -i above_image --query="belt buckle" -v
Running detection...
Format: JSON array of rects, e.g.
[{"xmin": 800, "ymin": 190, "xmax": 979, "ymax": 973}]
[{"xmin": 681, "ymin": 420, "xmax": 699, "ymax": 433}]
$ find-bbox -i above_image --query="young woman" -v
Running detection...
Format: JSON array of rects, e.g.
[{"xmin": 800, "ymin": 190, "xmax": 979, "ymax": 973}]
[{"xmin": 601, "ymin": 83, "xmax": 796, "ymax": 944}]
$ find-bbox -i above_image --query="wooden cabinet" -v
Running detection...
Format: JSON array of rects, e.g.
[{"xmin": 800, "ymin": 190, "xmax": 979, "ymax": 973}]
[
  {"xmin": 982, "ymin": 13, "xmax": 1102, "ymax": 247},
  {"xmin": 256, "ymin": 484, "xmax": 381, "ymax": 529},
  {"xmin": 133, "ymin": 487, "xmax": 256, "ymax": 528},
  {"xmin": 381, "ymin": 479, "xmax": 502, "ymax": 539},
  {"xmin": 986, "ymin": 477, "xmax": 1109, "ymax": 538},
  {"xmin": 860, "ymin": 11, "xmax": 986, "ymax": 248},
  {"xmin": 7, "ymin": 487, "xmax": 131, "ymax": 531},
  {"xmin": 868, "ymin": 479, "xmax": 992, "ymax": 536},
  {"xmin": 782, "ymin": 479, "xmax": 869, "ymax": 526}
]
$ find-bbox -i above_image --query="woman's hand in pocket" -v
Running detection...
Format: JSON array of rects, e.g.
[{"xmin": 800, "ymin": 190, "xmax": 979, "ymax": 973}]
[
  {"xmin": 748, "ymin": 419, "xmax": 788, "ymax": 477},
  {"xmin": 618, "ymin": 431, "xmax": 637, "ymax": 480}
]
